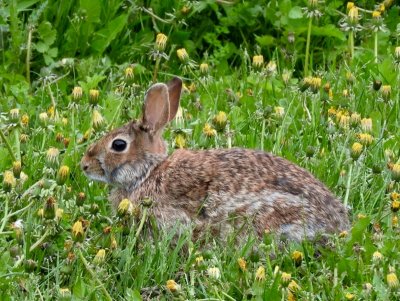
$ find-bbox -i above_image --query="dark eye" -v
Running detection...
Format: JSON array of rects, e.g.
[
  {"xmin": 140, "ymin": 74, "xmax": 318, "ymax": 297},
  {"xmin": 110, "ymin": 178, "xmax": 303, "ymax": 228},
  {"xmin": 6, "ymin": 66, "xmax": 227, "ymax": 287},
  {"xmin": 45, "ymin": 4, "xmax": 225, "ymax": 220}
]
[{"xmin": 111, "ymin": 139, "xmax": 127, "ymax": 152}]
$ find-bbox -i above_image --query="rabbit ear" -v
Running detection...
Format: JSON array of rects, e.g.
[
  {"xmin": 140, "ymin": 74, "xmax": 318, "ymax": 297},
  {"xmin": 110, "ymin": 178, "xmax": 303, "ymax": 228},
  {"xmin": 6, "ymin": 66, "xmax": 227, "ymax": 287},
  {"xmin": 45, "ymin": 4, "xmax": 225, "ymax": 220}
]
[
  {"xmin": 142, "ymin": 83, "xmax": 170, "ymax": 133},
  {"xmin": 166, "ymin": 77, "xmax": 182, "ymax": 122}
]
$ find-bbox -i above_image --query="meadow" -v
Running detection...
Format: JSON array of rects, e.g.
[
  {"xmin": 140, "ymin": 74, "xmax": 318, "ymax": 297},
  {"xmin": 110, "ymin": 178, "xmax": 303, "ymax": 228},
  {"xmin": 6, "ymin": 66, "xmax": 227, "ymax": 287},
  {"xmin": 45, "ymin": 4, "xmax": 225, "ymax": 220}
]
[{"xmin": 0, "ymin": 0, "xmax": 400, "ymax": 300}]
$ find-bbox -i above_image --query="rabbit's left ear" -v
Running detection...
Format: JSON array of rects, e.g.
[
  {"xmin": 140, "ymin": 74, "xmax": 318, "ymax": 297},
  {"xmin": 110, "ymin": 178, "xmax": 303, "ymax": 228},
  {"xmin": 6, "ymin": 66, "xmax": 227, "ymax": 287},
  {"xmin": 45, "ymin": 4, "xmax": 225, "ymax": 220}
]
[{"xmin": 141, "ymin": 77, "xmax": 182, "ymax": 134}]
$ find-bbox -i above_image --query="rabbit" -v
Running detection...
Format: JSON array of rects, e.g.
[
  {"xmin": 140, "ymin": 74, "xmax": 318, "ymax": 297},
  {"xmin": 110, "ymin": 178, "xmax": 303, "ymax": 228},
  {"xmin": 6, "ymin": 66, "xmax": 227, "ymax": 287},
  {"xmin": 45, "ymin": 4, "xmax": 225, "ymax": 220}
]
[{"xmin": 81, "ymin": 77, "xmax": 350, "ymax": 241}]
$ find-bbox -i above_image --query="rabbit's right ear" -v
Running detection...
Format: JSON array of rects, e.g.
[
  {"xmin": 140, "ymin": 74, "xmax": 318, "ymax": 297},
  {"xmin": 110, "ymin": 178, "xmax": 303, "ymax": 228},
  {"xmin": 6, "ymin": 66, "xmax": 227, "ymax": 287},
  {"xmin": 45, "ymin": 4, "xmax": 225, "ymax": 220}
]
[{"xmin": 142, "ymin": 83, "xmax": 170, "ymax": 134}]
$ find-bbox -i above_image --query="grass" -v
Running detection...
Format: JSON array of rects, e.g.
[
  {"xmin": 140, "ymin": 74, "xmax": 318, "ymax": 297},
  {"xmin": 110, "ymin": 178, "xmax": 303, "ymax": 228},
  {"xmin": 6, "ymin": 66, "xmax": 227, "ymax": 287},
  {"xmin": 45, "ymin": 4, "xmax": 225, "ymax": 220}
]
[{"xmin": 1, "ymin": 1, "xmax": 400, "ymax": 300}]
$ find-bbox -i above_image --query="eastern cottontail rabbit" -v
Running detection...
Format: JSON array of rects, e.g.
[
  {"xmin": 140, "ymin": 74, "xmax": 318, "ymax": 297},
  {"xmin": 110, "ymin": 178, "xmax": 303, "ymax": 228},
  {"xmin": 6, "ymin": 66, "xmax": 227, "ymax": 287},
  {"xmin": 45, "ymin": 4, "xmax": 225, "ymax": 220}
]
[{"xmin": 81, "ymin": 77, "xmax": 349, "ymax": 241}]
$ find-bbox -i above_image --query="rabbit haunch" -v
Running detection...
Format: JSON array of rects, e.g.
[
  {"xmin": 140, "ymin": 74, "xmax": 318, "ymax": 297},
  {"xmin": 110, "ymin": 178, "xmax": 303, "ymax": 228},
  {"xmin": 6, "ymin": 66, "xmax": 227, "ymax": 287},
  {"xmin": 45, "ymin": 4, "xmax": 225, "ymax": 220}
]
[{"xmin": 81, "ymin": 77, "xmax": 350, "ymax": 241}]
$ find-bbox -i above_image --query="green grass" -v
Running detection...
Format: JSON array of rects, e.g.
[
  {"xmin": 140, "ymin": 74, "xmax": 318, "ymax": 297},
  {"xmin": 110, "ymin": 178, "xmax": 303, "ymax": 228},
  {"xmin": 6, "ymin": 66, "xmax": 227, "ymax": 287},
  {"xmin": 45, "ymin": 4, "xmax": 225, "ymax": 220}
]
[{"xmin": 1, "ymin": 1, "xmax": 400, "ymax": 300}]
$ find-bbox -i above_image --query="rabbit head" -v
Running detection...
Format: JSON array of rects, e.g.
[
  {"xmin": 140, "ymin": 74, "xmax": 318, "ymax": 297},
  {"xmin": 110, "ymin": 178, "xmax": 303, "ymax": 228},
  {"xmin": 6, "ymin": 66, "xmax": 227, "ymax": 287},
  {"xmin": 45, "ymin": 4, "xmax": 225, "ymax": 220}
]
[{"xmin": 80, "ymin": 77, "xmax": 182, "ymax": 190}]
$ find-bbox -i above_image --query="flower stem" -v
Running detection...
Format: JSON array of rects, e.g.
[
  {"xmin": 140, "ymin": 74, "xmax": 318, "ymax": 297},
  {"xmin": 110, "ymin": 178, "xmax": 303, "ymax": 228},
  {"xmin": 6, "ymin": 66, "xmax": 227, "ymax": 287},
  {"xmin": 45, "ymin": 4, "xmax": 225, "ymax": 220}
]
[
  {"xmin": 78, "ymin": 248, "xmax": 113, "ymax": 301},
  {"xmin": 152, "ymin": 57, "xmax": 161, "ymax": 83},
  {"xmin": 344, "ymin": 163, "xmax": 353, "ymax": 208},
  {"xmin": 0, "ymin": 129, "xmax": 17, "ymax": 162},
  {"xmin": 304, "ymin": 17, "xmax": 313, "ymax": 76},
  {"xmin": 374, "ymin": 31, "xmax": 378, "ymax": 63},
  {"xmin": 29, "ymin": 228, "xmax": 51, "ymax": 252},
  {"xmin": 349, "ymin": 31, "xmax": 354, "ymax": 60},
  {"xmin": 26, "ymin": 26, "xmax": 33, "ymax": 86}
]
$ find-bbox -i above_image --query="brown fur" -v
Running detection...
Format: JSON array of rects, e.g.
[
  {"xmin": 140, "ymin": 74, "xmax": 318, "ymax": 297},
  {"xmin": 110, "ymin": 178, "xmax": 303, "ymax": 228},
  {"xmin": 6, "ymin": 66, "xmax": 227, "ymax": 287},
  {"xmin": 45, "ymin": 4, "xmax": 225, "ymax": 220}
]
[{"xmin": 81, "ymin": 77, "xmax": 350, "ymax": 241}]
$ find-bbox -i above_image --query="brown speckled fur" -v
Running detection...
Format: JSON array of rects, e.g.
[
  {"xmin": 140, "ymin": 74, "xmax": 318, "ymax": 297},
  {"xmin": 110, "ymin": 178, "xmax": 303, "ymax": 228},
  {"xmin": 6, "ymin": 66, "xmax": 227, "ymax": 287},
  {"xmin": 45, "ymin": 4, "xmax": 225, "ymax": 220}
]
[{"xmin": 81, "ymin": 78, "xmax": 350, "ymax": 241}]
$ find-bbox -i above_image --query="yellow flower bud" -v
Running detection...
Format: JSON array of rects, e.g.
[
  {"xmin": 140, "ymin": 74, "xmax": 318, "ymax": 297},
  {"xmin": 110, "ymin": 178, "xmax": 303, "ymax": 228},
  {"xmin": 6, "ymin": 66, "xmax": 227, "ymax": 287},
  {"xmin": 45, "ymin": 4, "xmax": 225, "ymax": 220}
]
[
  {"xmin": 155, "ymin": 33, "xmax": 168, "ymax": 51},
  {"xmin": 177, "ymin": 48, "xmax": 189, "ymax": 62},
  {"xmin": 72, "ymin": 86, "xmax": 83, "ymax": 101},
  {"xmin": 255, "ymin": 266, "xmax": 266, "ymax": 281},
  {"xmin": 72, "ymin": 220, "xmax": 85, "ymax": 242},
  {"xmin": 252, "ymin": 55, "xmax": 264, "ymax": 68},
  {"xmin": 56, "ymin": 165, "xmax": 70, "ymax": 185}
]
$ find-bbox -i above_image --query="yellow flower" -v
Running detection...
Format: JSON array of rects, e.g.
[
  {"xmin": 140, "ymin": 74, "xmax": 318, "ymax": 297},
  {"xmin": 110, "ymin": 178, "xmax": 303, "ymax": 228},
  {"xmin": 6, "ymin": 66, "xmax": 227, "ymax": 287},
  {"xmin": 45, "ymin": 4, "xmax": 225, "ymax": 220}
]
[
  {"xmin": 166, "ymin": 279, "xmax": 180, "ymax": 293},
  {"xmin": 381, "ymin": 85, "xmax": 391, "ymax": 100},
  {"xmin": 199, "ymin": 63, "xmax": 209, "ymax": 74},
  {"xmin": 12, "ymin": 161, "xmax": 21, "ymax": 178},
  {"xmin": 56, "ymin": 165, "xmax": 70, "ymax": 185},
  {"xmin": 89, "ymin": 89, "xmax": 100, "ymax": 105},
  {"xmin": 174, "ymin": 134, "xmax": 186, "ymax": 149},
  {"xmin": 348, "ymin": 6, "xmax": 359, "ymax": 24},
  {"xmin": 310, "ymin": 77, "xmax": 322, "ymax": 93},
  {"xmin": 395, "ymin": 47, "xmax": 400, "ymax": 59},
  {"xmin": 378, "ymin": 3, "xmax": 385, "ymax": 13},
  {"xmin": 342, "ymin": 89, "xmax": 349, "ymax": 97},
  {"xmin": 72, "ymin": 86, "xmax": 83, "ymax": 101},
  {"xmin": 347, "ymin": 2, "xmax": 355, "ymax": 10},
  {"xmin": 393, "ymin": 215, "xmax": 399, "ymax": 227},
  {"xmin": 308, "ymin": 0, "xmax": 318, "ymax": 8},
  {"xmin": 21, "ymin": 114, "xmax": 29, "ymax": 127},
  {"xmin": 390, "ymin": 192, "xmax": 400, "ymax": 201},
  {"xmin": 47, "ymin": 106, "xmax": 55, "ymax": 119},
  {"xmin": 372, "ymin": 11, "xmax": 381, "ymax": 19},
  {"xmin": 237, "ymin": 257, "xmax": 246, "ymax": 272},
  {"xmin": 288, "ymin": 291, "xmax": 296, "ymax": 301},
  {"xmin": 387, "ymin": 272, "xmax": 399, "ymax": 288},
  {"xmin": 72, "ymin": 220, "xmax": 85, "ymax": 242},
  {"xmin": 339, "ymin": 115, "xmax": 350, "ymax": 129},
  {"xmin": 328, "ymin": 107, "xmax": 337, "ymax": 117},
  {"xmin": 360, "ymin": 118, "xmax": 372, "ymax": 132},
  {"xmin": 195, "ymin": 256, "xmax": 204, "ymax": 265},
  {"xmin": 291, "ymin": 250, "xmax": 303, "ymax": 265},
  {"xmin": 155, "ymin": 33, "xmax": 168, "ymax": 51},
  {"xmin": 288, "ymin": 280, "xmax": 300, "ymax": 292},
  {"xmin": 391, "ymin": 200, "xmax": 400, "ymax": 212},
  {"xmin": 357, "ymin": 133, "xmax": 374, "ymax": 146},
  {"xmin": 372, "ymin": 251, "xmax": 383, "ymax": 262},
  {"xmin": 177, "ymin": 48, "xmax": 189, "ymax": 62},
  {"xmin": 274, "ymin": 106, "xmax": 285, "ymax": 118},
  {"xmin": 392, "ymin": 163, "xmax": 400, "ymax": 181},
  {"xmin": 118, "ymin": 199, "xmax": 132, "ymax": 216},
  {"xmin": 92, "ymin": 109, "xmax": 104, "ymax": 129},
  {"xmin": 207, "ymin": 267, "xmax": 221, "ymax": 279},
  {"xmin": 266, "ymin": 60, "xmax": 277, "ymax": 74},
  {"xmin": 3, "ymin": 170, "xmax": 16, "ymax": 192},
  {"xmin": 9, "ymin": 108, "xmax": 20, "ymax": 121},
  {"xmin": 339, "ymin": 230, "xmax": 348, "ymax": 238},
  {"xmin": 212, "ymin": 111, "xmax": 228, "ymax": 132},
  {"xmin": 255, "ymin": 266, "xmax": 266, "ymax": 281},
  {"xmin": 350, "ymin": 112, "xmax": 361, "ymax": 125},
  {"xmin": 203, "ymin": 123, "xmax": 217, "ymax": 138},
  {"xmin": 357, "ymin": 213, "xmax": 366, "ymax": 219},
  {"xmin": 93, "ymin": 249, "xmax": 106, "ymax": 265},
  {"xmin": 125, "ymin": 67, "xmax": 134, "ymax": 79},
  {"xmin": 39, "ymin": 112, "xmax": 49, "ymax": 124},
  {"xmin": 59, "ymin": 288, "xmax": 71, "ymax": 299},
  {"xmin": 281, "ymin": 272, "xmax": 291, "ymax": 284},
  {"xmin": 56, "ymin": 208, "xmax": 64, "ymax": 220},
  {"xmin": 37, "ymin": 208, "xmax": 44, "ymax": 218},
  {"xmin": 345, "ymin": 292, "xmax": 355, "ymax": 300},
  {"xmin": 252, "ymin": 55, "xmax": 264, "ymax": 68},
  {"xmin": 351, "ymin": 142, "xmax": 363, "ymax": 160},
  {"xmin": 46, "ymin": 147, "xmax": 60, "ymax": 164}
]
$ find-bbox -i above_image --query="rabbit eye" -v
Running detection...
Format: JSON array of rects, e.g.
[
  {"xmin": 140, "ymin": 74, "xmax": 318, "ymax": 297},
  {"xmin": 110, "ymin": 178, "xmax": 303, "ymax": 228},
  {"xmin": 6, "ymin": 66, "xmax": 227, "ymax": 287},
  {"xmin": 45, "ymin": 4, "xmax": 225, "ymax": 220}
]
[{"xmin": 111, "ymin": 139, "xmax": 127, "ymax": 152}]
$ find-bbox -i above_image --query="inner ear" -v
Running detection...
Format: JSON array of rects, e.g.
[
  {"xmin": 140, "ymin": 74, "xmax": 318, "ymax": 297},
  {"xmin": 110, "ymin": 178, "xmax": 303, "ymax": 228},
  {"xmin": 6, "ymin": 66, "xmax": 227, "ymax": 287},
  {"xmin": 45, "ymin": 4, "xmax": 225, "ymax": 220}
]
[
  {"xmin": 166, "ymin": 77, "xmax": 183, "ymax": 122},
  {"xmin": 141, "ymin": 83, "xmax": 170, "ymax": 133}
]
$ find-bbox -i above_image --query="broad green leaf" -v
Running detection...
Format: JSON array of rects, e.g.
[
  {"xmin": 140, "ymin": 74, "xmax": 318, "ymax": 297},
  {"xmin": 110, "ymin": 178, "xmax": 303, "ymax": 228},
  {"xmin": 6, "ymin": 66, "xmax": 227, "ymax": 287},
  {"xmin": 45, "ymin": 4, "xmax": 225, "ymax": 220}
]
[
  {"xmin": 80, "ymin": 0, "xmax": 101, "ymax": 23},
  {"xmin": 288, "ymin": 6, "xmax": 303, "ymax": 19},
  {"xmin": 37, "ymin": 21, "xmax": 56, "ymax": 46},
  {"xmin": 255, "ymin": 34, "xmax": 275, "ymax": 46},
  {"xmin": 34, "ymin": 41, "xmax": 49, "ymax": 53},
  {"xmin": 90, "ymin": 14, "xmax": 128, "ymax": 54},
  {"xmin": 312, "ymin": 24, "xmax": 346, "ymax": 41}
]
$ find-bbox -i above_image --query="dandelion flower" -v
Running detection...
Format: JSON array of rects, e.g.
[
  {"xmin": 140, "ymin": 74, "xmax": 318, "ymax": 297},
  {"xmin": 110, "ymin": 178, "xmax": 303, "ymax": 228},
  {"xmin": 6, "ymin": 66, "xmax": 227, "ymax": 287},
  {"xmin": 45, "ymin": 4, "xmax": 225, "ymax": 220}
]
[
  {"xmin": 3, "ymin": 170, "xmax": 16, "ymax": 192},
  {"xmin": 387, "ymin": 272, "xmax": 399, "ymax": 288},
  {"xmin": 381, "ymin": 85, "xmax": 391, "ymax": 100},
  {"xmin": 252, "ymin": 55, "xmax": 264, "ymax": 68},
  {"xmin": 9, "ymin": 108, "xmax": 20, "ymax": 121},
  {"xmin": 155, "ymin": 33, "xmax": 168, "ymax": 51},
  {"xmin": 93, "ymin": 249, "xmax": 106, "ymax": 265},
  {"xmin": 390, "ymin": 163, "xmax": 400, "ymax": 181},
  {"xmin": 351, "ymin": 142, "xmax": 363, "ymax": 160},
  {"xmin": 89, "ymin": 89, "xmax": 100, "ymax": 105},
  {"xmin": 199, "ymin": 63, "xmax": 209, "ymax": 74},
  {"xmin": 56, "ymin": 165, "xmax": 70, "ymax": 185},
  {"xmin": 118, "ymin": 199, "xmax": 132, "ymax": 216},
  {"xmin": 203, "ymin": 123, "xmax": 217, "ymax": 138},
  {"xmin": 291, "ymin": 250, "xmax": 304, "ymax": 265},
  {"xmin": 372, "ymin": 251, "xmax": 383, "ymax": 262},
  {"xmin": 125, "ymin": 67, "xmax": 134, "ymax": 79},
  {"xmin": 281, "ymin": 272, "xmax": 291, "ymax": 284},
  {"xmin": 92, "ymin": 109, "xmax": 104, "ymax": 129},
  {"xmin": 237, "ymin": 257, "xmax": 246, "ymax": 272},
  {"xmin": 72, "ymin": 86, "xmax": 83, "ymax": 101},
  {"xmin": 177, "ymin": 48, "xmax": 189, "ymax": 62},
  {"xmin": 166, "ymin": 279, "xmax": 181, "ymax": 293},
  {"xmin": 255, "ymin": 266, "xmax": 266, "ymax": 281},
  {"xmin": 360, "ymin": 118, "xmax": 372, "ymax": 132},
  {"xmin": 21, "ymin": 114, "xmax": 29, "ymax": 127},
  {"xmin": 207, "ymin": 267, "xmax": 221, "ymax": 279},
  {"xmin": 72, "ymin": 220, "xmax": 84, "ymax": 242},
  {"xmin": 274, "ymin": 106, "xmax": 285, "ymax": 118}
]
